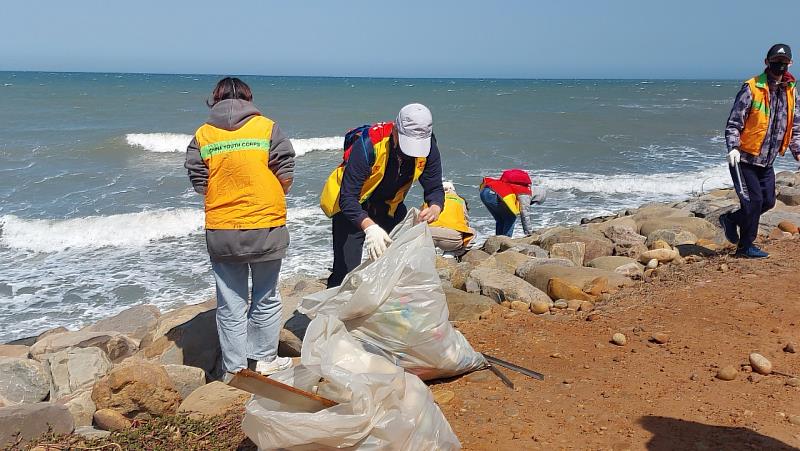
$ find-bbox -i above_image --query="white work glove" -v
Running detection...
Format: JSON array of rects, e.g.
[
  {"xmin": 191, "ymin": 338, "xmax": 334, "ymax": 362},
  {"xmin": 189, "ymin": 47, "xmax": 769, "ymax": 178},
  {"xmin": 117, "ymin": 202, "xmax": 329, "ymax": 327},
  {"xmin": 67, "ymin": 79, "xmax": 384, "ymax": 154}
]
[
  {"xmin": 727, "ymin": 148, "xmax": 741, "ymax": 167},
  {"xmin": 364, "ymin": 224, "xmax": 392, "ymax": 260}
]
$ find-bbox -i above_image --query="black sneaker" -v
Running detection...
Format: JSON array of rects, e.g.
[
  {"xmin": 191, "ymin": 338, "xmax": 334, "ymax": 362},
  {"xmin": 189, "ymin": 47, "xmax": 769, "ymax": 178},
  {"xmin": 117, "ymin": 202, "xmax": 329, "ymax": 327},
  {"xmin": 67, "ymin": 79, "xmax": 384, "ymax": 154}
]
[
  {"xmin": 735, "ymin": 245, "xmax": 769, "ymax": 258},
  {"xmin": 719, "ymin": 213, "xmax": 739, "ymax": 244}
]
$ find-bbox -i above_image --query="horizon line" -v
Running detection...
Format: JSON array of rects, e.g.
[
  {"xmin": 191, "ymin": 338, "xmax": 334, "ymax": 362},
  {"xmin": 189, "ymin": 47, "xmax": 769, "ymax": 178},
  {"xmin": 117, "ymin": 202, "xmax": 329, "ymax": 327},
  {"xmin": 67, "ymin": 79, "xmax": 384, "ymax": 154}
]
[{"xmin": 0, "ymin": 69, "xmax": 742, "ymax": 82}]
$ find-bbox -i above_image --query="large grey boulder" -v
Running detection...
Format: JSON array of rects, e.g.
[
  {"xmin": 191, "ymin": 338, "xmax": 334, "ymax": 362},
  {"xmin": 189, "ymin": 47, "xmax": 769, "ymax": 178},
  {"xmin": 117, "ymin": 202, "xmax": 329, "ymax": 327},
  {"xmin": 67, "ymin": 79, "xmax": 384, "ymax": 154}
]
[
  {"xmin": 83, "ymin": 304, "xmax": 161, "ymax": 342},
  {"xmin": 136, "ymin": 301, "xmax": 221, "ymax": 378},
  {"xmin": 587, "ymin": 256, "xmax": 640, "ymax": 271},
  {"xmin": 777, "ymin": 186, "xmax": 800, "ymax": 206},
  {"xmin": 461, "ymin": 248, "xmax": 493, "ymax": 264},
  {"xmin": 0, "ymin": 357, "xmax": 50, "ymax": 403},
  {"xmin": 444, "ymin": 288, "xmax": 496, "ymax": 321},
  {"xmin": 645, "ymin": 229, "xmax": 698, "ymax": 247},
  {"xmin": 639, "ymin": 216, "xmax": 721, "ymax": 242},
  {"xmin": 47, "ymin": 347, "xmax": 112, "ymax": 400},
  {"xmin": 514, "ymin": 258, "xmax": 575, "ymax": 281},
  {"xmin": 549, "ymin": 242, "xmax": 586, "ymax": 266},
  {"xmin": 29, "ymin": 330, "xmax": 137, "ymax": 363},
  {"xmin": 681, "ymin": 193, "xmax": 739, "ymax": 218},
  {"xmin": 759, "ymin": 206, "xmax": 800, "ymax": 235},
  {"xmin": 482, "ymin": 235, "xmax": 515, "ymax": 254},
  {"xmin": 598, "ymin": 221, "xmax": 647, "ymax": 257},
  {"xmin": 60, "ymin": 388, "xmax": 96, "ymax": 427},
  {"xmin": 0, "ymin": 403, "xmax": 74, "ymax": 447},
  {"xmin": 466, "ymin": 267, "xmax": 551, "ymax": 305},
  {"xmin": 163, "ymin": 364, "xmax": 207, "ymax": 400},
  {"xmin": 506, "ymin": 243, "xmax": 549, "ymax": 258},
  {"xmin": 492, "ymin": 251, "xmax": 533, "ymax": 275},
  {"xmin": 539, "ymin": 227, "xmax": 614, "ymax": 262},
  {"xmin": 630, "ymin": 205, "xmax": 690, "ymax": 228},
  {"xmin": 776, "ymin": 171, "xmax": 800, "ymax": 187}
]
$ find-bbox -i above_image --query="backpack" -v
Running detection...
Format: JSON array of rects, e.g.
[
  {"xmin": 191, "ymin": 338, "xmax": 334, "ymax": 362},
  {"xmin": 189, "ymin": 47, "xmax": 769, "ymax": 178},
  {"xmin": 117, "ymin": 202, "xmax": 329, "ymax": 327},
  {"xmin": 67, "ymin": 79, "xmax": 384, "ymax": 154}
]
[{"xmin": 340, "ymin": 122, "xmax": 394, "ymax": 167}]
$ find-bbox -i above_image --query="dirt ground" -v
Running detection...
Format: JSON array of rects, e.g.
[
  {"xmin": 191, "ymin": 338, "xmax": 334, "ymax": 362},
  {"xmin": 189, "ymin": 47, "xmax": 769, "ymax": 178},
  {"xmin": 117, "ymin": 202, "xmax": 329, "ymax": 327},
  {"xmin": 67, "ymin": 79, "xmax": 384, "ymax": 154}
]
[{"xmin": 436, "ymin": 239, "xmax": 800, "ymax": 450}]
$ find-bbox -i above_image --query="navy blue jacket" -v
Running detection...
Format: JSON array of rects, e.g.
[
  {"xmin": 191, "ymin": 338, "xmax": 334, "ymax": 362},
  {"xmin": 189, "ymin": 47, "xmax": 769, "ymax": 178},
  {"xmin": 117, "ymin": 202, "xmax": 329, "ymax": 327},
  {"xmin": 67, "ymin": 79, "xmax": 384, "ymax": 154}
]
[{"xmin": 339, "ymin": 133, "xmax": 444, "ymax": 227}]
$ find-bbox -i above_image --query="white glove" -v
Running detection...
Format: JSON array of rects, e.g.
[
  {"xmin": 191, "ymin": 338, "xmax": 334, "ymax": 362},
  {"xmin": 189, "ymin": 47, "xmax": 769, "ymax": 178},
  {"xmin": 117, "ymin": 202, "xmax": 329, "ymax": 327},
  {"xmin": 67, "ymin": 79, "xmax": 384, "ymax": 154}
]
[
  {"xmin": 727, "ymin": 148, "xmax": 741, "ymax": 167},
  {"xmin": 364, "ymin": 224, "xmax": 392, "ymax": 260}
]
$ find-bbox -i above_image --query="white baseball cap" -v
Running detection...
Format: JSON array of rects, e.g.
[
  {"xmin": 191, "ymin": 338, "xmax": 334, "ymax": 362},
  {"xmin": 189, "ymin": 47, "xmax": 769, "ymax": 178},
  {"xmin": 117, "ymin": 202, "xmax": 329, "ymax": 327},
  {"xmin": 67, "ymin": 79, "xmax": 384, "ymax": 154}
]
[
  {"xmin": 395, "ymin": 103, "xmax": 433, "ymax": 158},
  {"xmin": 442, "ymin": 181, "xmax": 456, "ymax": 193}
]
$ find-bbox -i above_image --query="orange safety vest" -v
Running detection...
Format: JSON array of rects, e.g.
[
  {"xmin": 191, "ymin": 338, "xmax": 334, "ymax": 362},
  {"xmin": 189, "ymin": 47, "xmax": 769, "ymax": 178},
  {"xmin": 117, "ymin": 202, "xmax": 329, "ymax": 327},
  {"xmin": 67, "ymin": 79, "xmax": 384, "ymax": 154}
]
[
  {"xmin": 195, "ymin": 116, "xmax": 286, "ymax": 229},
  {"xmin": 428, "ymin": 192, "xmax": 475, "ymax": 247},
  {"xmin": 480, "ymin": 177, "xmax": 532, "ymax": 215},
  {"xmin": 320, "ymin": 122, "xmax": 426, "ymax": 218},
  {"xmin": 740, "ymin": 72, "xmax": 796, "ymax": 156}
]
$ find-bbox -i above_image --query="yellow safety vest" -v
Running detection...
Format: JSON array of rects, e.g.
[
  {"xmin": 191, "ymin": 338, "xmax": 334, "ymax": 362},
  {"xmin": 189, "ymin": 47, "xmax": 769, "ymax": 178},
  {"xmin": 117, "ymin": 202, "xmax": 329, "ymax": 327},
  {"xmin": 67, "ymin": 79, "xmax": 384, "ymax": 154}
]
[
  {"xmin": 428, "ymin": 192, "xmax": 475, "ymax": 246},
  {"xmin": 320, "ymin": 123, "xmax": 426, "ymax": 218},
  {"xmin": 195, "ymin": 116, "xmax": 286, "ymax": 229},
  {"xmin": 740, "ymin": 72, "xmax": 796, "ymax": 156}
]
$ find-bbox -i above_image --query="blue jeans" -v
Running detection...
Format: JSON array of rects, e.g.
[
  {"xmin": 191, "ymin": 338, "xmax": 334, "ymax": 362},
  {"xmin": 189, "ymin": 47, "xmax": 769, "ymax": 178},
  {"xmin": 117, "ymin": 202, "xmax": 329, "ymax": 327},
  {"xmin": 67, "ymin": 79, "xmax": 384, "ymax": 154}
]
[
  {"xmin": 211, "ymin": 259, "xmax": 283, "ymax": 373},
  {"xmin": 480, "ymin": 187, "xmax": 517, "ymax": 237}
]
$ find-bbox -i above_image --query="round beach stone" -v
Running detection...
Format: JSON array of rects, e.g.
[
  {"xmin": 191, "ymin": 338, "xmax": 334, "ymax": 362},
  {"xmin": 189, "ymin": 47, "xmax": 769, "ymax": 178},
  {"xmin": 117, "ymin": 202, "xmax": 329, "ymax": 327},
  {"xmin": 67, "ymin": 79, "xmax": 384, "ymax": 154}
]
[
  {"xmin": 716, "ymin": 365, "xmax": 738, "ymax": 381},
  {"xmin": 748, "ymin": 353, "xmax": 772, "ymax": 375},
  {"xmin": 650, "ymin": 332, "xmax": 669, "ymax": 344},
  {"xmin": 611, "ymin": 333, "xmax": 627, "ymax": 346},
  {"xmin": 530, "ymin": 300, "xmax": 551, "ymax": 314}
]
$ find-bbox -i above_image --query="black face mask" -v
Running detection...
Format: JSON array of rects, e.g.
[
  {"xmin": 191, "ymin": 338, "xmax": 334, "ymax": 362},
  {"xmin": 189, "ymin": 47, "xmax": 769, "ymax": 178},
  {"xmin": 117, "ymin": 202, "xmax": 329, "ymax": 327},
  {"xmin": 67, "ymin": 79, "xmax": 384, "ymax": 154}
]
[{"xmin": 769, "ymin": 61, "xmax": 789, "ymax": 76}]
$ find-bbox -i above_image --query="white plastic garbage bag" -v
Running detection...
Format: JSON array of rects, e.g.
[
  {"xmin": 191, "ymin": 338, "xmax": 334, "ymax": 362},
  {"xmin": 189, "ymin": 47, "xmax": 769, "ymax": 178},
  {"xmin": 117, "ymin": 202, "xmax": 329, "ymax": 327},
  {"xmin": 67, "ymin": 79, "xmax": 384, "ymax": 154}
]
[
  {"xmin": 299, "ymin": 209, "xmax": 486, "ymax": 380},
  {"xmin": 242, "ymin": 314, "xmax": 461, "ymax": 450}
]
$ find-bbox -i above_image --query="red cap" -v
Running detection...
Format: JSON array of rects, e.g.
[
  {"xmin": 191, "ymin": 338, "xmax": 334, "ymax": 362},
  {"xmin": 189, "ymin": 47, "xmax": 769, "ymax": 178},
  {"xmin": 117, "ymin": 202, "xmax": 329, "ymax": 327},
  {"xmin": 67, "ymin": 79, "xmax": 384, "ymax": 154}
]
[{"xmin": 499, "ymin": 169, "xmax": 532, "ymax": 186}]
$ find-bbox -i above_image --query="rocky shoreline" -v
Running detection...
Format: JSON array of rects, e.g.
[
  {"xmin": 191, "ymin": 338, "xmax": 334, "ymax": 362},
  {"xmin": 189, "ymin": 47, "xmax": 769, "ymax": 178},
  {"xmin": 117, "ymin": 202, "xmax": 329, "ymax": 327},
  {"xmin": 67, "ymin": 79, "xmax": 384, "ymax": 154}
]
[{"xmin": 3, "ymin": 170, "xmax": 800, "ymax": 448}]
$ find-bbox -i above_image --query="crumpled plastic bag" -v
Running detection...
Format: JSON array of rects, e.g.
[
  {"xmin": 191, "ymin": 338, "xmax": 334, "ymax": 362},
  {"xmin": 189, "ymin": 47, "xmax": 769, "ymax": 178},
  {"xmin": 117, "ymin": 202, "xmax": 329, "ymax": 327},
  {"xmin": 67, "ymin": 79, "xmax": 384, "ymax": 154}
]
[
  {"xmin": 299, "ymin": 209, "xmax": 486, "ymax": 380},
  {"xmin": 242, "ymin": 314, "xmax": 461, "ymax": 450}
]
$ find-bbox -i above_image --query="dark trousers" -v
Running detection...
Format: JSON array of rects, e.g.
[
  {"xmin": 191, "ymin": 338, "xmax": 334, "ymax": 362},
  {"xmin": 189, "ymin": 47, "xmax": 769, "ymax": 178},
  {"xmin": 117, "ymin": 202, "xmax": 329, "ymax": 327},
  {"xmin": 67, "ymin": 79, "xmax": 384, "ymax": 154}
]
[
  {"xmin": 480, "ymin": 187, "xmax": 517, "ymax": 237},
  {"xmin": 729, "ymin": 162, "xmax": 776, "ymax": 249},
  {"xmin": 326, "ymin": 206, "xmax": 405, "ymax": 288}
]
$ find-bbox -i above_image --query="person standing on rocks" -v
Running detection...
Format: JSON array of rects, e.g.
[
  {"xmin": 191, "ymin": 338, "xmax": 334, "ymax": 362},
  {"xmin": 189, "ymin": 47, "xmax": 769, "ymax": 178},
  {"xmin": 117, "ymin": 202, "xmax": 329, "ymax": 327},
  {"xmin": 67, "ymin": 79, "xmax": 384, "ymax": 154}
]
[
  {"xmin": 721, "ymin": 44, "xmax": 800, "ymax": 258},
  {"xmin": 320, "ymin": 103, "xmax": 445, "ymax": 288},
  {"xmin": 185, "ymin": 77, "xmax": 295, "ymax": 378},
  {"xmin": 479, "ymin": 169, "xmax": 546, "ymax": 237}
]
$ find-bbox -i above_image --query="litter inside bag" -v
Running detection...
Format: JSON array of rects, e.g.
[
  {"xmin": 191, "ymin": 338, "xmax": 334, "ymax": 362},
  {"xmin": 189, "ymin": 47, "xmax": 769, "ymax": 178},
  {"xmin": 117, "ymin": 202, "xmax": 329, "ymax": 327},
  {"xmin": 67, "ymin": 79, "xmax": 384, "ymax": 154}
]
[
  {"xmin": 299, "ymin": 209, "xmax": 487, "ymax": 380},
  {"xmin": 242, "ymin": 314, "xmax": 461, "ymax": 450}
]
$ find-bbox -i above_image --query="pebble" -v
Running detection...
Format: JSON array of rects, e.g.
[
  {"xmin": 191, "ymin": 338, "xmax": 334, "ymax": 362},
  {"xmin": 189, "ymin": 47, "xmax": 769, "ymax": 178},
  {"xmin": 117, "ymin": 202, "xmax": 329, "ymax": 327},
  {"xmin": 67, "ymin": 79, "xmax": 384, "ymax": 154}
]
[
  {"xmin": 719, "ymin": 263, "xmax": 729, "ymax": 273},
  {"xmin": 504, "ymin": 407, "xmax": 520, "ymax": 417},
  {"xmin": 510, "ymin": 300, "xmax": 530, "ymax": 312},
  {"xmin": 550, "ymin": 352, "xmax": 563, "ymax": 359},
  {"xmin": 689, "ymin": 373, "xmax": 699, "ymax": 381},
  {"xmin": 530, "ymin": 300, "xmax": 551, "ymax": 314},
  {"xmin": 611, "ymin": 333, "xmax": 627, "ymax": 346},
  {"xmin": 646, "ymin": 259, "xmax": 659, "ymax": 269},
  {"xmin": 554, "ymin": 300, "xmax": 569, "ymax": 309},
  {"xmin": 784, "ymin": 342, "xmax": 797, "ymax": 354},
  {"xmin": 433, "ymin": 390, "xmax": 455, "ymax": 405},
  {"xmin": 747, "ymin": 374, "xmax": 763, "ymax": 383},
  {"xmin": 787, "ymin": 378, "xmax": 800, "ymax": 387},
  {"xmin": 749, "ymin": 353, "xmax": 772, "ymax": 375},
  {"xmin": 716, "ymin": 365, "xmax": 738, "ymax": 381},
  {"xmin": 650, "ymin": 332, "xmax": 669, "ymax": 344},
  {"xmin": 579, "ymin": 301, "xmax": 594, "ymax": 312},
  {"xmin": 789, "ymin": 415, "xmax": 800, "ymax": 426}
]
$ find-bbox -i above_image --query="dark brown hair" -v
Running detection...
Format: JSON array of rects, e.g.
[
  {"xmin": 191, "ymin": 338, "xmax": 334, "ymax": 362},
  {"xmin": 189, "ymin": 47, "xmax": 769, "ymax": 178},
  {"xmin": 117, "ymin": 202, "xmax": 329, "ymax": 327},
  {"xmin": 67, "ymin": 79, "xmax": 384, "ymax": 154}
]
[{"xmin": 207, "ymin": 77, "xmax": 253, "ymax": 107}]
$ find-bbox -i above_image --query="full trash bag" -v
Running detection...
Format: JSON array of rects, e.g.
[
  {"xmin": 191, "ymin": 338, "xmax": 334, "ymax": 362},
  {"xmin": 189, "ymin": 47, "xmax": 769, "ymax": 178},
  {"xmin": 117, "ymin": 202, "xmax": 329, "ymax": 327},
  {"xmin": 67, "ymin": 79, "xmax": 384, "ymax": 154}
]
[
  {"xmin": 299, "ymin": 209, "xmax": 486, "ymax": 380},
  {"xmin": 242, "ymin": 314, "xmax": 461, "ymax": 450}
]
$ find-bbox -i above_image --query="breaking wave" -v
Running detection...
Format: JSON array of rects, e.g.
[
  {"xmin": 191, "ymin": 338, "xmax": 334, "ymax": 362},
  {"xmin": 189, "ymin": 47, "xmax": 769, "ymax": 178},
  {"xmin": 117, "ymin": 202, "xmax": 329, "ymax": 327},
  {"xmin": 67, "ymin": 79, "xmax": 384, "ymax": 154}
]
[{"xmin": 125, "ymin": 133, "xmax": 343, "ymax": 157}]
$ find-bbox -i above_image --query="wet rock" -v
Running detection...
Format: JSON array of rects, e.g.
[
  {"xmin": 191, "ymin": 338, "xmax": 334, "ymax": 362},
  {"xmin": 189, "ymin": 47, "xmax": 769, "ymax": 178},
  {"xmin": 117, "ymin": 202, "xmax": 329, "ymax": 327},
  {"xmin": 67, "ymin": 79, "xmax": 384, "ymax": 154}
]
[
  {"xmin": 163, "ymin": 364, "xmax": 207, "ymax": 400},
  {"xmin": 83, "ymin": 304, "xmax": 161, "ymax": 343},
  {"xmin": 650, "ymin": 332, "xmax": 669, "ymax": 344},
  {"xmin": 0, "ymin": 403, "xmax": 74, "ymax": 448},
  {"xmin": 93, "ymin": 408, "xmax": 132, "ymax": 431},
  {"xmin": 444, "ymin": 288, "xmax": 498, "ymax": 321},
  {"xmin": 0, "ymin": 357, "xmax": 50, "ymax": 403},
  {"xmin": 549, "ymin": 242, "xmax": 586, "ymax": 267},
  {"xmin": 48, "ymin": 347, "xmax": 112, "ymax": 400},
  {"xmin": 466, "ymin": 267, "xmax": 552, "ymax": 305},
  {"xmin": 92, "ymin": 361, "xmax": 181, "ymax": 419},
  {"xmin": 178, "ymin": 381, "xmax": 249, "ymax": 419},
  {"xmin": 29, "ymin": 330, "xmax": 137, "ymax": 363},
  {"xmin": 748, "ymin": 353, "xmax": 772, "ymax": 375},
  {"xmin": 611, "ymin": 333, "xmax": 627, "ymax": 346},
  {"xmin": 716, "ymin": 365, "xmax": 738, "ymax": 381}
]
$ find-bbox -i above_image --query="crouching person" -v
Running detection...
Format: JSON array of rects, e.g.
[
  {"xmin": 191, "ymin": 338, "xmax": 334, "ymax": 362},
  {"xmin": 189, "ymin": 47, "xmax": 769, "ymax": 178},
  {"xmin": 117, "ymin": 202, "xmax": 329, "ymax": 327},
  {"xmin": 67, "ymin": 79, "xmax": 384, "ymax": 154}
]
[
  {"xmin": 427, "ymin": 181, "xmax": 475, "ymax": 257},
  {"xmin": 185, "ymin": 77, "xmax": 295, "ymax": 379}
]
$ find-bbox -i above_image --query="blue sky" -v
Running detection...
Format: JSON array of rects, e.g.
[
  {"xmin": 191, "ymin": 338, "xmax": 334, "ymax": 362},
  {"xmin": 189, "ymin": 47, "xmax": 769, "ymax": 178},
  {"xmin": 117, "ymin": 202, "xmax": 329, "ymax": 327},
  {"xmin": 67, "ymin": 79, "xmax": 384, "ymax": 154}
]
[{"xmin": 3, "ymin": 0, "xmax": 799, "ymax": 78}]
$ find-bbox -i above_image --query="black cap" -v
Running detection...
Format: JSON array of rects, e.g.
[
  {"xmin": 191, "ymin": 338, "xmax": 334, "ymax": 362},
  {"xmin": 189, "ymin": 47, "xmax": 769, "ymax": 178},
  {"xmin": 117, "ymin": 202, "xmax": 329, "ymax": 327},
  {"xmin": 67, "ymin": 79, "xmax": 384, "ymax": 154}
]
[{"xmin": 767, "ymin": 44, "xmax": 792, "ymax": 61}]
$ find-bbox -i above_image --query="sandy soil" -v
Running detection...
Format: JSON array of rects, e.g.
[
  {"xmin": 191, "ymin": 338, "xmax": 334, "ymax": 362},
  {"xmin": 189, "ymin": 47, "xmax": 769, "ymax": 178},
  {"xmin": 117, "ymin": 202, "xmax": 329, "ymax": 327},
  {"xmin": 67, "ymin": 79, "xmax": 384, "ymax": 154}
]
[{"xmin": 435, "ymin": 239, "xmax": 800, "ymax": 450}]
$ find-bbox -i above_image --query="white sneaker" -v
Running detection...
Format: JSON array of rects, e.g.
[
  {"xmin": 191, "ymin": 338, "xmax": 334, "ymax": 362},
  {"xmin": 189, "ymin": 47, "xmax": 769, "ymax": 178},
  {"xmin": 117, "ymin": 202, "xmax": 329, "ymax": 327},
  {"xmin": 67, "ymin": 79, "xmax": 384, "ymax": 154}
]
[{"xmin": 255, "ymin": 356, "xmax": 293, "ymax": 375}]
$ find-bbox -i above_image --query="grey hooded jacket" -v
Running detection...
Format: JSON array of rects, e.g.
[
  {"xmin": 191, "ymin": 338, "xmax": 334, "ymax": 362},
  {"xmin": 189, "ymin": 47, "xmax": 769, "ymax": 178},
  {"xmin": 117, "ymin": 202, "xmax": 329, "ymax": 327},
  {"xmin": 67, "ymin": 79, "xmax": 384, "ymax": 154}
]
[{"xmin": 185, "ymin": 99, "xmax": 295, "ymax": 263}]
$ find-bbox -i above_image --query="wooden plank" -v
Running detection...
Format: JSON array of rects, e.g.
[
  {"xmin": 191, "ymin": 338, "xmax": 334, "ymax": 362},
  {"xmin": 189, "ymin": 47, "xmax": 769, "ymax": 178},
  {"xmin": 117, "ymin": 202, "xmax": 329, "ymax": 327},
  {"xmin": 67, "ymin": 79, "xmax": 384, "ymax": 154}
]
[{"xmin": 229, "ymin": 369, "xmax": 337, "ymax": 413}]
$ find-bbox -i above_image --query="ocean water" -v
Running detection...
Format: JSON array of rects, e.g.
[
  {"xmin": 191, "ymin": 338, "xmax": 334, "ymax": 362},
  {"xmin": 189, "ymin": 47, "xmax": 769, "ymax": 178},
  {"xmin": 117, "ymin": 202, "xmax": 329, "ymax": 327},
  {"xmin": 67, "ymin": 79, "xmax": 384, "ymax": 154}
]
[{"xmin": 0, "ymin": 72, "xmax": 796, "ymax": 342}]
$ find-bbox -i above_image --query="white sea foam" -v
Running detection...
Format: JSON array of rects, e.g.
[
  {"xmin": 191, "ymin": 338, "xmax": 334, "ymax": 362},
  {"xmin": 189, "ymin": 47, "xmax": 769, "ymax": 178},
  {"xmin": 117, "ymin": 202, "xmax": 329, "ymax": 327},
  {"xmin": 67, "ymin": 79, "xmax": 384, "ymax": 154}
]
[
  {"xmin": 0, "ymin": 209, "xmax": 204, "ymax": 252},
  {"xmin": 540, "ymin": 165, "xmax": 730, "ymax": 196},
  {"xmin": 124, "ymin": 133, "xmax": 342, "ymax": 157}
]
